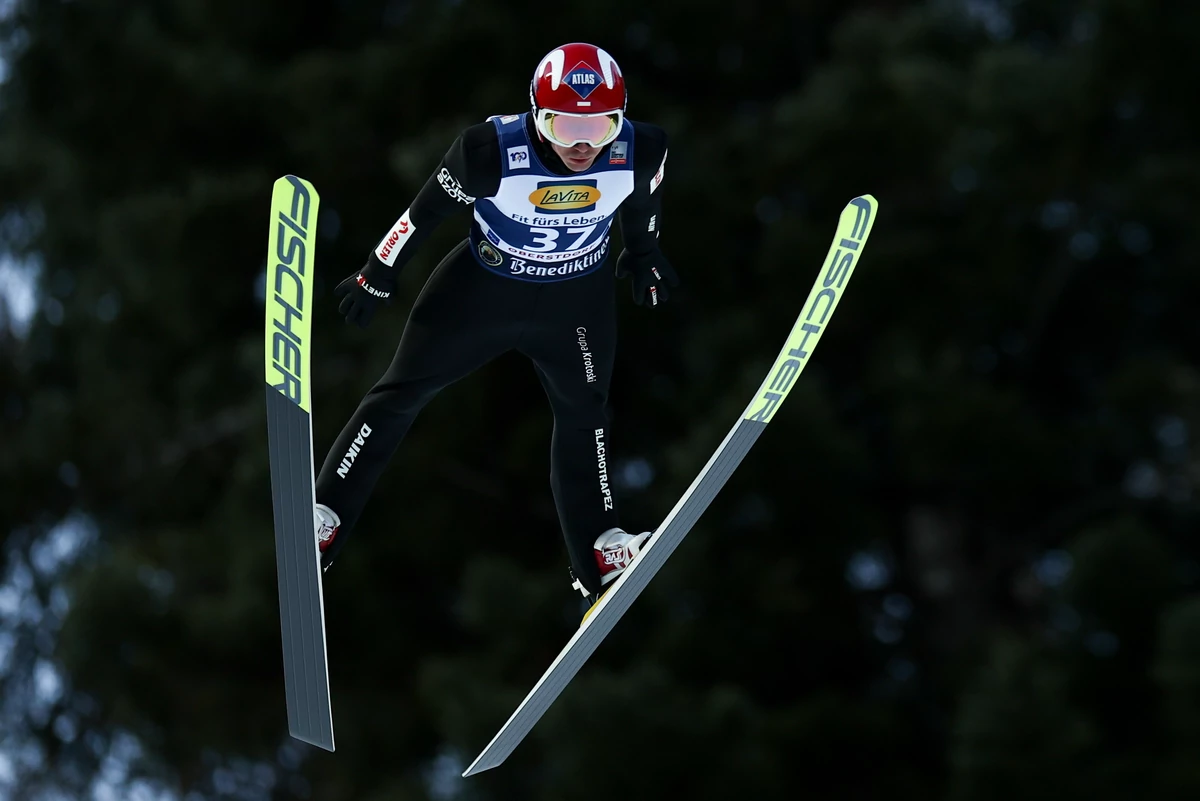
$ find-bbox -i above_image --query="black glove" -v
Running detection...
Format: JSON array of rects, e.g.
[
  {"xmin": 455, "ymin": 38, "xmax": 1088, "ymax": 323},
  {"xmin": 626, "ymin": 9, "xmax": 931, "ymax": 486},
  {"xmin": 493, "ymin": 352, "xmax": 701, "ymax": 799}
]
[
  {"xmin": 615, "ymin": 249, "xmax": 679, "ymax": 307},
  {"xmin": 334, "ymin": 254, "xmax": 398, "ymax": 329}
]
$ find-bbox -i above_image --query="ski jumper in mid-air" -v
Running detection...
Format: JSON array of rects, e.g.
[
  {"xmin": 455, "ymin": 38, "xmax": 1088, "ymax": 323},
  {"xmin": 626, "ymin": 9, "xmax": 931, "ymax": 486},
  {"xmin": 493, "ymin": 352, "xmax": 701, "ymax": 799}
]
[{"xmin": 311, "ymin": 42, "xmax": 677, "ymax": 613}]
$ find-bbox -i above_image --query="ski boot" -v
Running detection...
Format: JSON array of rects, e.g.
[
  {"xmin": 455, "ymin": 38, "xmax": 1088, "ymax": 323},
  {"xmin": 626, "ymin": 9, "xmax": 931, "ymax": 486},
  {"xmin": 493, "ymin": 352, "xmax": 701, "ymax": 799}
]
[
  {"xmin": 315, "ymin": 503, "xmax": 341, "ymax": 554},
  {"xmin": 572, "ymin": 527, "xmax": 653, "ymax": 625}
]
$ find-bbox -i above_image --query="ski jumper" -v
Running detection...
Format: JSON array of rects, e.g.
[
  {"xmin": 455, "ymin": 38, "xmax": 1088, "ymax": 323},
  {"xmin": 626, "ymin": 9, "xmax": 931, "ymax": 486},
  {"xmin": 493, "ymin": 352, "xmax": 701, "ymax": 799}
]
[{"xmin": 315, "ymin": 113, "xmax": 668, "ymax": 596}]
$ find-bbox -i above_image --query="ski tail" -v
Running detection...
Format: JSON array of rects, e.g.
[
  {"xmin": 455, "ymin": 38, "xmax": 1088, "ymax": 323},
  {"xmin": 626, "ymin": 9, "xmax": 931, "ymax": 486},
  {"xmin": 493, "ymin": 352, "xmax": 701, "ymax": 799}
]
[
  {"xmin": 461, "ymin": 194, "xmax": 878, "ymax": 776},
  {"xmin": 264, "ymin": 175, "xmax": 335, "ymax": 751}
]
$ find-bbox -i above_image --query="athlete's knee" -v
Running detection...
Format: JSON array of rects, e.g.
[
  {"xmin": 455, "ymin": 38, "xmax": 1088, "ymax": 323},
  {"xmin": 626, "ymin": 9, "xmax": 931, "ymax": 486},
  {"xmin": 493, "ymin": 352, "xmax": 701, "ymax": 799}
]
[
  {"xmin": 553, "ymin": 401, "xmax": 610, "ymax": 432},
  {"xmin": 363, "ymin": 375, "xmax": 441, "ymax": 415}
]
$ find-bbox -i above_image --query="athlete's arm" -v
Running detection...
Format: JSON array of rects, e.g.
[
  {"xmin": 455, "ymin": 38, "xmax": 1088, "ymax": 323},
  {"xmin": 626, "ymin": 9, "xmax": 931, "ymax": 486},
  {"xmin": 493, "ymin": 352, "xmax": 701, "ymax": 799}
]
[
  {"xmin": 369, "ymin": 122, "xmax": 503, "ymax": 273},
  {"xmin": 334, "ymin": 123, "xmax": 503, "ymax": 327},
  {"xmin": 613, "ymin": 123, "xmax": 677, "ymax": 307},
  {"xmin": 616, "ymin": 122, "xmax": 668, "ymax": 255}
]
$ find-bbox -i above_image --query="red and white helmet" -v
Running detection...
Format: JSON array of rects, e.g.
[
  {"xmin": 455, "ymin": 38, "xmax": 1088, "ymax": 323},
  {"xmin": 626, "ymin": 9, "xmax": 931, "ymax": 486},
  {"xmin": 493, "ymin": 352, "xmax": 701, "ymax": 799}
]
[{"xmin": 529, "ymin": 43, "xmax": 626, "ymax": 148}]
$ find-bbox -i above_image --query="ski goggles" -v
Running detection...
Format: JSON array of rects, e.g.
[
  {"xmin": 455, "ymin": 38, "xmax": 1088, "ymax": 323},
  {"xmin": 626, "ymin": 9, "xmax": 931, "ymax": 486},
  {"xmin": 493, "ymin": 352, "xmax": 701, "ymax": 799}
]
[{"xmin": 535, "ymin": 108, "xmax": 623, "ymax": 148}]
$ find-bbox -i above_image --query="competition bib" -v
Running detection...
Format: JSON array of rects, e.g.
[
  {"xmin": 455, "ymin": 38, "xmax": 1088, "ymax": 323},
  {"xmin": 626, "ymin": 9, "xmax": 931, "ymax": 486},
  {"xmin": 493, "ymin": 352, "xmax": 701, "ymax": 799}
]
[{"xmin": 469, "ymin": 113, "xmax": 635, "ymax": 282}]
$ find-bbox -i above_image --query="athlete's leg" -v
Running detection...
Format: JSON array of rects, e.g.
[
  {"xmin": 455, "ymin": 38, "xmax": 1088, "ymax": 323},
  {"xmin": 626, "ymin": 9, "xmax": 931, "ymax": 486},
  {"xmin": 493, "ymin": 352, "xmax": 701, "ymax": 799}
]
[
  {"xmin": 520, "ymin": 266, "xmax": 622, "ymax": 595},
  {"xmin": 315, "ymin": 241, "xmax": 527, "ymax": 570}
]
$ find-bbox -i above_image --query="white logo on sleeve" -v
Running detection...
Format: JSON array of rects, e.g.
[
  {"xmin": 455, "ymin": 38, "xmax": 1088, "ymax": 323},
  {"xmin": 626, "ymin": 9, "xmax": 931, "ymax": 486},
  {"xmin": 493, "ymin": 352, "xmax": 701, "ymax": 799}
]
[
  {"xmin": 437, "ymin": 168, "xmax": 476, "ymax": 204},
  {"xmin": 649, "ymin": 149, "xmax": 667, "ymax": 194},
  {"xmin": 375, "ymin": 210, "xmax": 415, "ymax": 266},
  {"xmin": 507, "ymin": 146, "xmax": 530, "ymax": 169}
]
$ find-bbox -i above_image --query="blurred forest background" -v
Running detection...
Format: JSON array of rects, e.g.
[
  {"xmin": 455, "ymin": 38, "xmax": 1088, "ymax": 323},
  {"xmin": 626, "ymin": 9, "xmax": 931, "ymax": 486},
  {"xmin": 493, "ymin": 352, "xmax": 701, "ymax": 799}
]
[{"xmin": 2, "ymin": 0, "xmax": 1199, "ymax": 799}]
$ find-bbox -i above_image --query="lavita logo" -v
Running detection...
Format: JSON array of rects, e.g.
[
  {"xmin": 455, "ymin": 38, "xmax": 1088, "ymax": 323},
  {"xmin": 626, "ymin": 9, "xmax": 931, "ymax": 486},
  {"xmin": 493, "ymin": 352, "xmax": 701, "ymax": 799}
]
[{"xmin": 337, "ymin": 423, "xmax": 374, "ymax": 478}]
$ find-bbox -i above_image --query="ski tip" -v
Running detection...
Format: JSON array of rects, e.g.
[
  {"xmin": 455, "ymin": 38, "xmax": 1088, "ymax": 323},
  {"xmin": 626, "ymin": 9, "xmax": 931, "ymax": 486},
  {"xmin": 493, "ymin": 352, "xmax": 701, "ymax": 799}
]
[
  {"xmin": 849, "ymin": 193, "xmax": 878, "ymax": 209},
  {"xmin": 272, "ymin": 174, "xmax": 320, "ymax": 198}
]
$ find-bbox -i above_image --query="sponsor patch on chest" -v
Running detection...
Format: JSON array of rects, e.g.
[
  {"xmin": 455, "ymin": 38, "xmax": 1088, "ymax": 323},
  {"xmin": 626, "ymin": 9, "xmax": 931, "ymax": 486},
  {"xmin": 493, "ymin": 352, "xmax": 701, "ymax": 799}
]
[{"xmin": 527, "ymin": 180, "xmax": 601, "ymax": 213}]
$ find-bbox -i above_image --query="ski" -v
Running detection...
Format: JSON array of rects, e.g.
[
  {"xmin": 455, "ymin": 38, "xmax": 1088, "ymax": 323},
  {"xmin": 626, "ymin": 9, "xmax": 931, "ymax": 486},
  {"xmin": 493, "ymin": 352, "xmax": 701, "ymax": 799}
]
[
  {"xmin": 462, "ymin": 194, "xmax": 878, "ymax": 777},
  {"xmin": 263, "ymin": 175, "xmax": 335, "ymax": 751}
]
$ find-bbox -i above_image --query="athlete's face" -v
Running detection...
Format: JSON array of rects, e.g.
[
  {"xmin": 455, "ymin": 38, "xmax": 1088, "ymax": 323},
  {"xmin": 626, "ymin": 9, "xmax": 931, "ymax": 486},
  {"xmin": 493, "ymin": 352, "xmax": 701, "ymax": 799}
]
[{"xmin": 550, "ymin": 141, "xmax": 602, "ymax": 172}]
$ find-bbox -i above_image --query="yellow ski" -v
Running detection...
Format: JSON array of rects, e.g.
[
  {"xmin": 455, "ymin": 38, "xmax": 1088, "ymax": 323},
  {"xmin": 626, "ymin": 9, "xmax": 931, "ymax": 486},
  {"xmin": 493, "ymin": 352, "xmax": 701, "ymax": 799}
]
[
  {"xmin": 463, "ymin": 194, "xmax": 878, "ymax": 776},
  {"xmin": 263, "ymin": 175, "xmax": 335, "ymax": 751}
]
